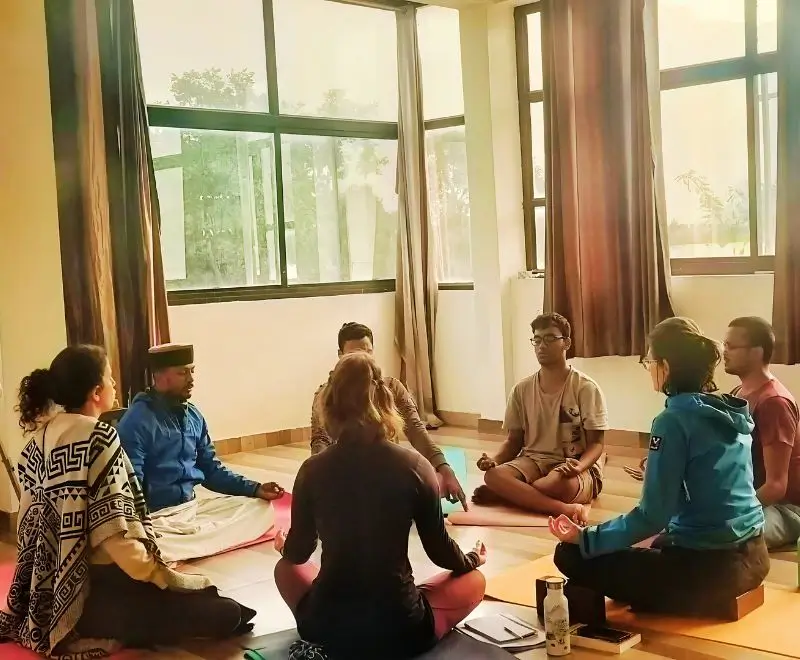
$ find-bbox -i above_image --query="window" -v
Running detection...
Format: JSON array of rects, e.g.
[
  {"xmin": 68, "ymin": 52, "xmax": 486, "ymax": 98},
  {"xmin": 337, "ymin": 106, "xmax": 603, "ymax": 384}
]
[
  {"xmin": 151, "ymin": 128, "xmax": 279, "ymax": 288},
  {"xmin": 137, "ymin": 0, "xmax": 474, "ymax": 301},
  {"xmin": 659, "ymin": 0, "xmax": 779, "ymax": 274},
  {"xmin": 515, "ymin": 4, "xmax": 547, "ymax": 270},
  {"xmin": 280, "ymin": 135, "xmax": 398, "ymax": 283},
  {"xmin": 137, "ymin": 0, "xmax": 269, "ymax": 112},
  {"xmin": 418, "ymin": 6, "xmax": 473, "ymax": 284},
  {"xmin": 273, "ymin": 0, "xmax": 398, "ymax": 121}
]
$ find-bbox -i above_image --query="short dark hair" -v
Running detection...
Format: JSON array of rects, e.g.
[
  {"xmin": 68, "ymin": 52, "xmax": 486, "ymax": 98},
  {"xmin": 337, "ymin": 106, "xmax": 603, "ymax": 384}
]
[
  {"xmin": 728, "ymin": 316, "xmax": 775, "ymax": 364},
  {"xmin": 531, "ymin": 313, "xmax": 571, "ymax": 339},
  {"xmin": 16, "ymin": 345, "xmax": 108, "ymax": 433},
  {"xmin": 649, "ymin": 317, "xmax": 719, "ymax": 395},
  {"xmin": 337, "ymin": 322, "xmax": 374, "ymax": 352}
]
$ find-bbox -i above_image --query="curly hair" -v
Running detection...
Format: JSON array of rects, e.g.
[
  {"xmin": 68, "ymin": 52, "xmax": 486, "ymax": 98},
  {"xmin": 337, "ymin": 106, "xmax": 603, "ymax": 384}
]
[
  {"xmin": 316, "ymin": 352, "xmax": 403, "ymax": 443},
  {"xmin": 649, "ymin": 317, "xmax": 719, "ymax": 396},
  {"xmin": 16, "ymin": 345, "xmax": 108, "ymax": 433}
]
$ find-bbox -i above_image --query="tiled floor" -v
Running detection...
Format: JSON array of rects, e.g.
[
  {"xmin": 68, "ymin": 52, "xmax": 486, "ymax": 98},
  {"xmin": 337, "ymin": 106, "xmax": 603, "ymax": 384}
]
[{"xmin": 1, "ymin": 429, "xmax": 798, "ymax": 659}]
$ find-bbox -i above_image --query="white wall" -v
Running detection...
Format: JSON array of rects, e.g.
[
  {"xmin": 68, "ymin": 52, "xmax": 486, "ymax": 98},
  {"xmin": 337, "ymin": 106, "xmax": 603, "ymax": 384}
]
[
  {"xmin": 169, "ymin": 289, "xmax": 483, "ymax": 440},
  {"xmin": 506, "ymin": 274, "xmax": 800, "ymax": 433},
  {"xmin": 169, "ymin": 293, "xmax": 399, "ymax": 440},
  {"xmin": 435, "ymin": 290, "xmax": 481, "ymax": 414},
  {"xmin": 0, "ymin": 0, "xmax": 66, "ymax": 512}
]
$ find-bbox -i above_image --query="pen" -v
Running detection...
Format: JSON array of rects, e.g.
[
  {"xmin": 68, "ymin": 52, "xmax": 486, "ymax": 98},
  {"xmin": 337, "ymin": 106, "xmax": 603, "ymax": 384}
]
[{"xmin": 503, "ymin": 626, "xmax": 523, "ymax": 640}]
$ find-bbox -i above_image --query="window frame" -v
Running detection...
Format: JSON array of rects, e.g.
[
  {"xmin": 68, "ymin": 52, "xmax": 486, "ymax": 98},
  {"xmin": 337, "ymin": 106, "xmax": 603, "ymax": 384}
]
[
  {"xmin": 514, "ymin": 3, "xmax": 547, "ymax": 272},
  {"xmin": 660, "ymin": 0, "xmax": 778, "ymax": 275},
  {"xmin": 143, "ymin": 0, "xmax": 453, "ymax": 306},
  {"xmin": 514, "ymin": 0, "xmax": 779, "ymax": 276},
  {"xmin": 423, "ymin": 114, "xmax": 473, "ymax": 290}
]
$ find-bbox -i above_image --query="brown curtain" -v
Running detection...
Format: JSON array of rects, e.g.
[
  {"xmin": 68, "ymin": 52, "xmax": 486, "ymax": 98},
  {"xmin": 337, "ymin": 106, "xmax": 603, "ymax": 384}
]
[
  {"xmin": 771, "ymin": 0, "xmax": 800, "ymax": 364},
  {"xmin": 45, "ymin": 0, "xmax": 169, "ymax": 404},
  {"xmin": 395, "ymin": 6, "xmax": 442, "ymax": 428},
  {"xmin": 542, "ymin": 0, "xmax": 673, "ymax": 358}
]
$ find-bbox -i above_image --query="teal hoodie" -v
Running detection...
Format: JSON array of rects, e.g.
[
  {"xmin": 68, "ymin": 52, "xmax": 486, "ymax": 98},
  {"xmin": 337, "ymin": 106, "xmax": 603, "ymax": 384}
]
[{"xmin": 579, "ymin": 393, "xmax": 764, "ymax": 558}]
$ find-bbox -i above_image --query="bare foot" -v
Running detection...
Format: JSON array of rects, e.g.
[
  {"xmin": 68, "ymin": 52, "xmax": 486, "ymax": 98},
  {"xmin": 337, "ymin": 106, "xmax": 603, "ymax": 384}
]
[
  {"xmin": 566, "ymin": 503, "xmax": 590, "ymax": 526},
  {"xmin": 471, "ymin": 485, "xmax": 505, "ymax": 506}
]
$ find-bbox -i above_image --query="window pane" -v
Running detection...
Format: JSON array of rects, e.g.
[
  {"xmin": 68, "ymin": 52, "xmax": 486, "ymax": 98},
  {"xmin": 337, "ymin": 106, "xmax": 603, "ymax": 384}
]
[
  {"xmin": 281, "ymin": 136, "xmax": 398, "ymax": 284},
  {"xmin": 661, "ymin": 80, "xmax": 750, "ymax": 258},
  {"xmin": 531, "ymin": 102, "xmax": 546, "ymax": 198},
  {"xmin": 418, "ymin": 7, "xmax": 464, "ymax": 119},
  {"xmin": 527, "ymin": 12, "xmax": 543, "ymax": 91},
  {"xmin": 755, "ymin": 73, "xmax": 778, "ymax": 255},
  {"xmin": 426, "ymin": 127, "xmax": 472, "ymax": 282},
  {"xmin": 534, "ymin": 206, "xmax": 546, "ymax": 271},
  {"xmin": 658, "ymin": 0, "xmax": 745, "ymax": 69},
  {"xmin": 758, "ymin": 0, "xmax": 778, "ymax": 53},
  {"xmin": 135, "ymin": 0, "xmax": 268, "ymax": 111},
  {"xmin": 274, "ymin": 0, "xmax": 397, "ymax": 121},
  {"xmin": 150, "ymin": 128, "xmax": 279, "ymax": 290}
]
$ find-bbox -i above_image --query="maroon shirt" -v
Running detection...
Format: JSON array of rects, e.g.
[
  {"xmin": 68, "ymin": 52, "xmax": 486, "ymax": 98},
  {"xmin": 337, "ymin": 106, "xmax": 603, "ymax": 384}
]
[
  {"xmin": 283, "ymin": 428, "xmax": 478, "ymax": 658},
  {"xmin": 733, "ymin": 379, "xmax": 800, "ymax": 505}
]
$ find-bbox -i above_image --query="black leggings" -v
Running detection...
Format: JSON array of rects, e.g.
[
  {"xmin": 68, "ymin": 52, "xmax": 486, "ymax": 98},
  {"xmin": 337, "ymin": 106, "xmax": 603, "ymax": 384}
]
[
  {"xmin": 76, "ymin": 565, "xmax": 256, "ymax": 647},
  {"xmin": 554, "ymin": 534, "xmax": 769, "ymax": 616}
]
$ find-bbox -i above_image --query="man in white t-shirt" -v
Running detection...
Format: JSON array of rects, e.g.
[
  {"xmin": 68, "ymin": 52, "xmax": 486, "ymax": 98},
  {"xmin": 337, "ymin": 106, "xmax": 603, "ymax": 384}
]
[{"xmin": 474, "ymin": 313, "xmax": 609, "ymax": 523}]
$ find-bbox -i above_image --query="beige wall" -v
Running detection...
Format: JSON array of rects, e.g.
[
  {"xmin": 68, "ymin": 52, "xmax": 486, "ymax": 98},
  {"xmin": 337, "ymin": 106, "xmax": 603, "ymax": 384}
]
[
  {"xmin": 168, "ymin": 293, "xmax": 399, "ymax": 441},
  {"xmin": 0, "ymin": 0, "xmax": 66, "ymax": 512}
]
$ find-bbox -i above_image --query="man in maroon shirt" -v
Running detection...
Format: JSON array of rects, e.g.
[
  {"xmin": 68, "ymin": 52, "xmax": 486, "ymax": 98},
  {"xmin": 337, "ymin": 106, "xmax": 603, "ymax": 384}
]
[{"xmin": 724, "ymin": 317, "xmax": 800, "ymax": 549}]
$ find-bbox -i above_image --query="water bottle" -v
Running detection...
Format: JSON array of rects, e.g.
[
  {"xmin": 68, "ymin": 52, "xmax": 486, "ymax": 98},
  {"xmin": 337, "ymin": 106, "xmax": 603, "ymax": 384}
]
[{"xmin": 543, "ymin": 576, "xmax": 570, "ymax": 656}]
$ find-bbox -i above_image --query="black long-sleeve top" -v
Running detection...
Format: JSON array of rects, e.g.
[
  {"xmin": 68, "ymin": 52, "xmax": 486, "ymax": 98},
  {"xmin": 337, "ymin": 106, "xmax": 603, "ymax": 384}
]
[{"xmin": 283, "ymin": 427, "xmax": 479, "ymax": 659}]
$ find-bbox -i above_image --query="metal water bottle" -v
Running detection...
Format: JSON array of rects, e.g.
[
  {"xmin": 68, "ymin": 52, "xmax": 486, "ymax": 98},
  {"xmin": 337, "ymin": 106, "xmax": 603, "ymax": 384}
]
[{"xmin": 544, "ymin": 576, "xmax": 570, "ymax": 656}]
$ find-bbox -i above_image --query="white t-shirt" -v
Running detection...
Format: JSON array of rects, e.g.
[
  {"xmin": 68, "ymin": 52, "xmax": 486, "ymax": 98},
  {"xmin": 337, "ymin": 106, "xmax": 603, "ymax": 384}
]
[{"xmin": 504, "ymin": 368, "xmax": 609, "ymax": 461}]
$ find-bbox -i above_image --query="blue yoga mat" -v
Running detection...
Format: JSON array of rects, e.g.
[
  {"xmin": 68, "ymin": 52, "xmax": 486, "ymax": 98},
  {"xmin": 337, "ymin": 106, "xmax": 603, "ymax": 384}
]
[{"xmin": 440, "ymin": 446, "xmax": 468, "ymax": 515}]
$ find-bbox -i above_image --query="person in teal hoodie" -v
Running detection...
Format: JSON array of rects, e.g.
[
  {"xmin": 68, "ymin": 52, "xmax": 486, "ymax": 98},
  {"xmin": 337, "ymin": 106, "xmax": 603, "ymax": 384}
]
[{"xmin": 550, "ymin": 317, "xmax": 769, "ymax": 616}]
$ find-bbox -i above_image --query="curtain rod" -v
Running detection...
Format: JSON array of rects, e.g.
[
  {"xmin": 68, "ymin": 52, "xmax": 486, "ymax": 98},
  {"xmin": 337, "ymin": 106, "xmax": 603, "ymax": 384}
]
[{"xmin": 325, "ymin": 0, "xmax": 423, "ymax": 12}]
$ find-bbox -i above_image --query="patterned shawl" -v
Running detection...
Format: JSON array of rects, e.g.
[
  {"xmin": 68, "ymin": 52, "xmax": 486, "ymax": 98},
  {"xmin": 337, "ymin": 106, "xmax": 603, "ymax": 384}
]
[{"xmin": 0, "ymin": 413, "xmax": 198, "ymax": 658}]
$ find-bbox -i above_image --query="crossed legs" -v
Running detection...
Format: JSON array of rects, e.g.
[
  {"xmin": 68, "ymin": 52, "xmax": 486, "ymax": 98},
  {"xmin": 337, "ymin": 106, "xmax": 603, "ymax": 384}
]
[
  {"xmin": 274, "ymin": 559, "xmax": 485, "ymax": 640},
  {"xmin": 475, "ymin": 459, "xmax": 591, "ymax": 523}
]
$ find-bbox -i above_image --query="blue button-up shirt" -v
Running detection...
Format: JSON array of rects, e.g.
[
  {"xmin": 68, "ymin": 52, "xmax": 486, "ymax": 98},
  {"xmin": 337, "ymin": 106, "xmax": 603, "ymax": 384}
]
[{"xmin": 117, "ymin": 390, "xmax": 259, "ymax": 512}]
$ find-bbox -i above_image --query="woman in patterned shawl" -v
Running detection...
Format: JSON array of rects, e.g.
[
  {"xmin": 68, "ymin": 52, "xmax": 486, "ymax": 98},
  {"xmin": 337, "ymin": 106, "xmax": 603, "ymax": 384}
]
[{"xmin": 0, "ymin": 345, "xmax": 256, "ymax": 658}]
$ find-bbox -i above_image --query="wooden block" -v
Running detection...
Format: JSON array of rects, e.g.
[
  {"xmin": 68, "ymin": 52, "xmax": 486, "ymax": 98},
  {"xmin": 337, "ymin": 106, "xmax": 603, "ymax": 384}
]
[
  {"xmin": 252, "ymin": 433, "xmax": 269, "ymax": 450},
  {"xmin": 214, "ymin": 439, "xmax": 229, "ymax": 456},
  {"xmin": 227, "ymin": 437, "xmax": 242, "ymax": 454},
  {"xmin": 240, "ymin": 435, "xmax": 256, "ymax": 452},
  {"xmin": 723, "ymin": 584, "xmax": 764, "ymax": 621}
]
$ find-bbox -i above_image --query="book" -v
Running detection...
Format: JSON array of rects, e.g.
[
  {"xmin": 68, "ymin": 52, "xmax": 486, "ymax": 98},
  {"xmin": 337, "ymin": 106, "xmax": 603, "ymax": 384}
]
[
  {"xmin": 463, "ymin": 614, "xmax": 540, "ymax": 644},
  {"xmin": 570, "ymin": 625, "xmax": 641, "ymax": 654}
]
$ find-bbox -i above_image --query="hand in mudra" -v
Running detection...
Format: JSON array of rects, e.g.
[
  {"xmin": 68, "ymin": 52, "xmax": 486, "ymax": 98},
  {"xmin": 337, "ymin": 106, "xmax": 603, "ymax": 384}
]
[
  {"xmin": 257, "ymin": 482, "xmax": 285, "ymax": 501},
  {"xmin": 477, "ymin": 453, "xmax": 497, "ymax": 472}
]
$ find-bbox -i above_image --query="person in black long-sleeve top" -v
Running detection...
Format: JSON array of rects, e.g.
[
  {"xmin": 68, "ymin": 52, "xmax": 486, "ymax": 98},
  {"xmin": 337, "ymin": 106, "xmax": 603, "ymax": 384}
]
[{"xmin": 274, "ymin": 352, "xmax": 487, "ymax": 659}]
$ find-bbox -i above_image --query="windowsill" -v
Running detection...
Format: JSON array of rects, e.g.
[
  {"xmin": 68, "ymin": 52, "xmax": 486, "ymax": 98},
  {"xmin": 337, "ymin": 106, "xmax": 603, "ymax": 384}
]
[
  {"xmin": 167, "ymin": 279, "xmax": 475, "ymax": 305},
  {"xmin": 670, "ymin": 256, "xmax": 774, "ymax": 276}
]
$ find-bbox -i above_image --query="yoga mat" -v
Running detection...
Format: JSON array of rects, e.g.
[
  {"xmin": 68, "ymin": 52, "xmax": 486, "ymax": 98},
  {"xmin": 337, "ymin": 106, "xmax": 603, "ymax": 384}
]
[
  {"xmin": 447, "ymin": 503, "xmax": 549, "ymax": 528},
  {"xmin": 486, "ymin": 555, "xmax": 800, "ymax": 658},
  {"xmin": 441, "ymin": 447, "xmax": 468, "ymax": 515},
  {"xmin": 233, "ymin": 492, "xmax": 293, "ymax": 549},
  {"xmin": 485, "ymin": 554, "xmax": 559, "ymax": 607},
  {"xmin": 242, "ymin": 629, "xmax": 514, "ymax": 659}
]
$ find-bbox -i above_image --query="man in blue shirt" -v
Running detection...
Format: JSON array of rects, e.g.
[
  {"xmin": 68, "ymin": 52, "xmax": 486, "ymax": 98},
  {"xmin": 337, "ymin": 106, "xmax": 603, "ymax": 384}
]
[{"xmin": 117, "ymin": 343, "xmax": 284, "ymax": 561}]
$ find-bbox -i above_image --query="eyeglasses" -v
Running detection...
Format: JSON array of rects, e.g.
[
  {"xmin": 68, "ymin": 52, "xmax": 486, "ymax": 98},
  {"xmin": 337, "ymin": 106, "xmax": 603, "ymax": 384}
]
[
  {"xmin": 722, "ymin": 342, "xmax": 752, "ymax": 351},
  {"xmin": 530, "ymin": 336, "xmax": 565, "ymax": 347},
  {"xmin": 639, "ymin": 356, "xmax": 658, "ymax": 370}
]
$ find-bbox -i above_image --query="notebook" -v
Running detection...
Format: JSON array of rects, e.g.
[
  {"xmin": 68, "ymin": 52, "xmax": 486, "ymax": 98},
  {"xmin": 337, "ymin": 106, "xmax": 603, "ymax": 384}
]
[{"xmin": 463, "ymin": 614, "xmax": 541, "ymax": 645}]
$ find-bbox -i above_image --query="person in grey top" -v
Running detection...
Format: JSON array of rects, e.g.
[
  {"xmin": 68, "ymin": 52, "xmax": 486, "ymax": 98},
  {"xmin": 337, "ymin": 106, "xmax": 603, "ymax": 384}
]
[
  {"xmin": 310, "ymin": 322, "xmax": 467, "ymax": 511},
  {"xmin": 474, "ymin": 313, "xmax": 608, "ymax": 523}
]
